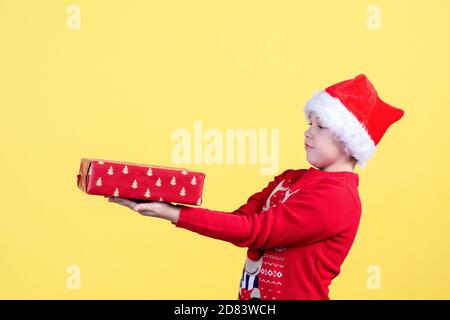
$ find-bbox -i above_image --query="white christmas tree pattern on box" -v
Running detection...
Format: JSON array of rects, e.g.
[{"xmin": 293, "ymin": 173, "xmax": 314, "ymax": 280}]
[{"xmin": 77, "ymin": 158, "xmax": 205, "ymax": 206}]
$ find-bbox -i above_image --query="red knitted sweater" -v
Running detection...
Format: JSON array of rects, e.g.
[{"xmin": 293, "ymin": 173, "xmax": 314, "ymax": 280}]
[{"xmin": 174, "ymin": 166, "xmax": 361, "ymax": 300}]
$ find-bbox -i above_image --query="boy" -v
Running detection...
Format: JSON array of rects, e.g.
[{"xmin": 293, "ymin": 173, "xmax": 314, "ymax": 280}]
[{"xmin": 107, "ymin": 74, "xmax": 405, "ymax": 300}]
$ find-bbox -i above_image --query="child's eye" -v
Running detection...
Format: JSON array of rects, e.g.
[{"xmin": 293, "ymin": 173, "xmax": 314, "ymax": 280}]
[{"xmin": 308, "ymin": 123, "xmax": 324, "ymax": 129}]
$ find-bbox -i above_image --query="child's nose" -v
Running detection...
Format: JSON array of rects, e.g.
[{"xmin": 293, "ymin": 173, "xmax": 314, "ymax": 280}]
[{"xmin": 304, "ymin": 129, "xmax": 311, "ymax": 138}]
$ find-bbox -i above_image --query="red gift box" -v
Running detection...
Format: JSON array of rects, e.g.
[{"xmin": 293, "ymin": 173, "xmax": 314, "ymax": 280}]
[{"xmin": 77, "ymin": 158, "xmax": 205, "ymax": 206}]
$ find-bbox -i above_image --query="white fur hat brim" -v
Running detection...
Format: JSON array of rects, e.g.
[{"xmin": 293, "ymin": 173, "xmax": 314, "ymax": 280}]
[{"xmin": 303, "ymin": 91, "xmax": 376, "ymax": 168}]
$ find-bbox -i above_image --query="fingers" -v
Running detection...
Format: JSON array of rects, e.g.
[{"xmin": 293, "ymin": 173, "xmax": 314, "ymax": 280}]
[
  {"xmin": 134, "ymin": 202, "xmax": 155, "ymax": 212},
  {"xmin": 107, "ymin": 196, "xmax": 138, "ymax": 210},
  {"xmin": 135, "ymin": 202, "xmax": 162, "ymax": 216},
  {"xmin": 105, "ymin": 196, "xmax": 162, "ymax": 218}
]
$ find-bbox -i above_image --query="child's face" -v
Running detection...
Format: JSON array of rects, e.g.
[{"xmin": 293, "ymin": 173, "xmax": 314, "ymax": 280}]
[{"xmin": 304, "ymin": 113, "xmax": 351, "ymax": 169}]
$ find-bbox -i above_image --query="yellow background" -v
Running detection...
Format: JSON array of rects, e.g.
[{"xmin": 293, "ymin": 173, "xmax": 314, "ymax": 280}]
[{"xmin": 1, "ymin": 0, "xmax": 449, "ymax": 299}]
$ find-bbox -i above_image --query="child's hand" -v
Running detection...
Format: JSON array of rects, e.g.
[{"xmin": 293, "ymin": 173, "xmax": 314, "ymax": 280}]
[{"xmin": 105, "ymin": 196, "xmax": 180, "ymax": 223}]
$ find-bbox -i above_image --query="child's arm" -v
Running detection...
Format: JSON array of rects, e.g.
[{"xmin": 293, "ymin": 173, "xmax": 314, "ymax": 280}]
[
  {"xmin": 230, "ymin": 169, "xmax": 295, "ymax": 259},
  {"xmin": 172, "ymin": 180, "xmax": 356, "ymax": 250},
  {"xmin": 107, "ymin": 169, "xmax": 343, "ymax": 250},
  {"xmin": 108, "ymin": 169, "xmax": 294, "ymax": 218}
]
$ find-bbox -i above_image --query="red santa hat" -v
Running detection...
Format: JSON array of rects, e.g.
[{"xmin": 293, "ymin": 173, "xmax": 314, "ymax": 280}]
[{"xmin": 303, "ymin": 74, "xmax": 405, "ymax": 168}]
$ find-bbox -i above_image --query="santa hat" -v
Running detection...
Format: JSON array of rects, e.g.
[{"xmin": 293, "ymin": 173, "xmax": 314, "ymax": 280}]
[{"xmin": 303, "ymin": 74, "xmax": 405, "ymax": 168}]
